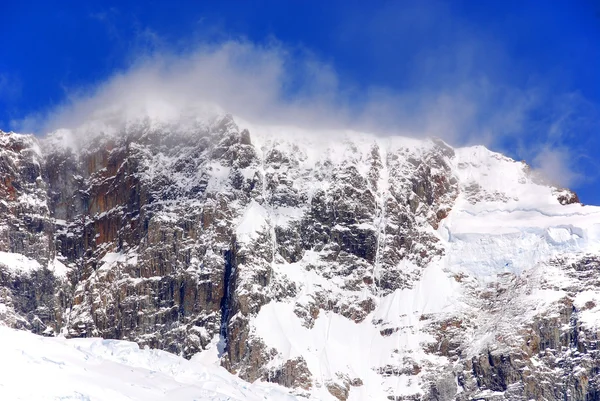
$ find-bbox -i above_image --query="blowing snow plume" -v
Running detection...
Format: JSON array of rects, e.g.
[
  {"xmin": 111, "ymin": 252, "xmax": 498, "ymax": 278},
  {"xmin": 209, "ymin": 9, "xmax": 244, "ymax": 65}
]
[
  {"xmin": 16, "ymin": 40, "xmax": 536, "ymax": 139},
  {"xmin": 13, "ymin": 38, "xmax": 597, "ymax": 189}
]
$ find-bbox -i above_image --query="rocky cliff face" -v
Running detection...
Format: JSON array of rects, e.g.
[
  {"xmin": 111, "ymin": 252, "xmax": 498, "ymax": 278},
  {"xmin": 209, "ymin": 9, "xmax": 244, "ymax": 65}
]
[{"xmin": 0, "ymin": 116, "xmax": 599, "ymax": 401}]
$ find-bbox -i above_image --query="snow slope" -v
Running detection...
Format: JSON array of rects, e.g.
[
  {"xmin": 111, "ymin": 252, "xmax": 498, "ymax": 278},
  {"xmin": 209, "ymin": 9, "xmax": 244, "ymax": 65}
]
[
  {"xmin": 443, "ymin": 145, "xmax": 600, "ymax": 280},
  {"xmin": 0, "ymin": 326, "xmax": 299, "ymax": 401}
]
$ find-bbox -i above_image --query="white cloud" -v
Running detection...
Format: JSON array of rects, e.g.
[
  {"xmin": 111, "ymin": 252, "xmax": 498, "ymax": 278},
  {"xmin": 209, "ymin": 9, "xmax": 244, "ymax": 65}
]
[
  {"xmin": 20, "ymin": 39, "xmax": 543, "ymax": 143},
  {"xmin": 532, "ymin": 147, "xmax": 581, "ymax": 188},
  {"xmin": 12, "ymin": 36, "xmax": 596, "ymax": 194},
  {"xmin": 23, "ymin": 41, "xmax": 347, "ymax": 134}
]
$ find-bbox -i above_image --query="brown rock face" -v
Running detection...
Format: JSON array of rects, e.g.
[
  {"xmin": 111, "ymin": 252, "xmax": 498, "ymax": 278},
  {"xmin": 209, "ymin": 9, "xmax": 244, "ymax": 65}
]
[
  {"xmin": 0, "ymin": 132, "xmax": 66, "ymax": 335},
  {"xmin": 269, "ymin": 357, "xmax": 313, "ymax": 390},
  {"xmin": 0, "ymin": 132, "xmax": 53, "ymax": 265}
]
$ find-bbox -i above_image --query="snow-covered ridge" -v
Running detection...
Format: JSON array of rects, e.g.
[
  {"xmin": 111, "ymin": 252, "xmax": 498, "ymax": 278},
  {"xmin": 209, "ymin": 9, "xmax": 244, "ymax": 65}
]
[
  {"xmin": 0, "ymin": 326, "xmax": 298, "ymax": 401},
  {"xmin": 37, "ymin": 115, "xmax": 580, "ymax": 208}
]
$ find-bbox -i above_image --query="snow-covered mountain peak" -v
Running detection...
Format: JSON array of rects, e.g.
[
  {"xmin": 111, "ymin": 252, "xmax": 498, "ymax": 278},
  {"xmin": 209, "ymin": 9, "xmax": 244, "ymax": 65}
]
[
  {"xmin": 1, "ymin": 115, "xmax": 600, "ymax": 400},
  {"xmin": 452, "ymin": 144, "xmax": 578, "ymax": 209}
]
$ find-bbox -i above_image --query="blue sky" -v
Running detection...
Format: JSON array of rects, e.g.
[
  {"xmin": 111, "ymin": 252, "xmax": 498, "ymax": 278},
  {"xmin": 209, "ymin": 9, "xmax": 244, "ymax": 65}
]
[{"xmin": 1, "ymin": 1, "xmax": 599, "ymax": 203}]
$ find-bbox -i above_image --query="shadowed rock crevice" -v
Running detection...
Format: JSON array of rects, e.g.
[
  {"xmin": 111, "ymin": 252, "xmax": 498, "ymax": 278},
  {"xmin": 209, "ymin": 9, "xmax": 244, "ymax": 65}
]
[{"xmin": 218, "ymin": 245, "xmax": 237, "ymax": 356}]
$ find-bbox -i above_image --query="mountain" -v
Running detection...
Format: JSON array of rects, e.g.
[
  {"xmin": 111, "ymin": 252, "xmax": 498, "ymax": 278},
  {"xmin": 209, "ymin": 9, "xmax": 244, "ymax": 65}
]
[{"xmin": 1, "ymin": 114, "xmax": 599, "ymax": 401}]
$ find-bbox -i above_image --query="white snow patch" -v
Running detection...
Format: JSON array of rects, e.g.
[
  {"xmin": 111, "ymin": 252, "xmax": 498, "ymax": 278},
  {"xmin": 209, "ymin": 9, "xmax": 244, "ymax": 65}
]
[
  {"xmin": 574, "ymin": 291, "xmax": 600, "ymax": 329},
  {"xmin": 236, "ymin": 200, "xmax": 269, "ymax": 243},
  {"xmin": 48, "ymin": 257, "xmax": 68, "ymax": 278},
  {"xmin": 0, "ymin": 326, "xmax": 300, "ymax": 401},
  {"xmin": 98, "ymin": 251, "xmax": 139, "ymax": 271},
  {"xmin": 0, "ymin": 252, "xmax": 42, "ymax": 274}
]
